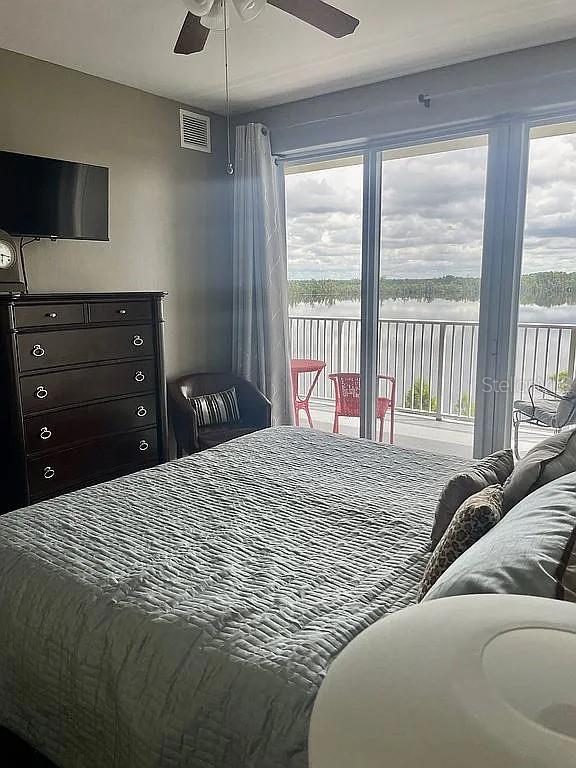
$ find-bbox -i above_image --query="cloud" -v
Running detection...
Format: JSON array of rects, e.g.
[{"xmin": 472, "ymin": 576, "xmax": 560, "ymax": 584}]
[{"xmin": 286, "ymin": 134, "xmax": 576, "ymax": 281}]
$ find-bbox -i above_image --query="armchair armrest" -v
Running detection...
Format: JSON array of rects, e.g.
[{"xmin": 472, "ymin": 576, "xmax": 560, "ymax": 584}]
[
  {"xmin": 236, "ymin": 379, "xmax": 272, "ymax": 428},
  {"xmin": 167, "ymin": 383, "xmax": 200, "ymax": 455}
]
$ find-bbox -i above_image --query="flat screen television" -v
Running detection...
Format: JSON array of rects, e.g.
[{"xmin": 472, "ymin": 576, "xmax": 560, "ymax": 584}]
[{"xmin": 0, "ymin": 151, "xmax": 109, "ymax": 241}]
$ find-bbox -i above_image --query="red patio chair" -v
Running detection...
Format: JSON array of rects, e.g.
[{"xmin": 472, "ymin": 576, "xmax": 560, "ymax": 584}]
[{"xmin": 328, "ymin": 373, "xmax": 396, "ymax": 443}]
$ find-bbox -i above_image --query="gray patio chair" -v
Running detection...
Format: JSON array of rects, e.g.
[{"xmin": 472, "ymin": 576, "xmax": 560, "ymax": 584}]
[{"xmin": 513, "ymin": 377, "xmax": 576, "ymax": 459}]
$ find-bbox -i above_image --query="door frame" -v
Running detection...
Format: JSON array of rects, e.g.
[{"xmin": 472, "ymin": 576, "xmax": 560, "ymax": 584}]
[
  {"xmin": 473, "ymin": 122, "xmax": 530, "ymax": 456},
  {"xmin": 360, "ymin": 129, "xmax": 494, "ymax": 452}
]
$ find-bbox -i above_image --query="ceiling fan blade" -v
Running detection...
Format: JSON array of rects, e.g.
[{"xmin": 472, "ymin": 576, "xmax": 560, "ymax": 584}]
[
  {"xmin": 267, "ymin": 0, "xmax": 359, "ymax": 38},
  {"xmin": 174, "ymin": 12, "xmax": 210, "ymax": 54}
]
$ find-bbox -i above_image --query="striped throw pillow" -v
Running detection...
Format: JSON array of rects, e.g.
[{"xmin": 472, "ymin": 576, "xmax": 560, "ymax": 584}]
[{"xmin": 187, "ymin": 387, "xmax": 241, "ymax": 427}]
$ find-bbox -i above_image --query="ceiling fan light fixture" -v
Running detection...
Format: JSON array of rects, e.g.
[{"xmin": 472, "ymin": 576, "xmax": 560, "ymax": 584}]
[
  {"xmin": 201, "ymin": 0, "xmax": 229, "ymax": 29},
  {"xmin": 182, "ymin": 0, "xmax": 215, "ymax": 17},
  {"xmin": 232, "ymin": 0, "xmax": 266, "ymax": 22}
]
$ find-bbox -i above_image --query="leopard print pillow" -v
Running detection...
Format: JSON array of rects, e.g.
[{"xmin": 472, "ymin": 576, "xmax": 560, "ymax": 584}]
[{"xmin": 419, "ymin": 484, "xmax": 503, "ymax": 601}]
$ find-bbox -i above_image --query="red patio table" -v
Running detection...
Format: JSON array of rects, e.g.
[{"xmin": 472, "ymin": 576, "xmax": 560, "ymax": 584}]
[{"xmin": 291, "ymin": 358, "xmax": 326, "ymax": 428}]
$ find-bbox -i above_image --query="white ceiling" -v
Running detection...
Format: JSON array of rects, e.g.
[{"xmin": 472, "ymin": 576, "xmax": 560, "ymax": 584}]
[{"xmin": 2, "ymin": 0, "xmax": 576, "ymax": 115}]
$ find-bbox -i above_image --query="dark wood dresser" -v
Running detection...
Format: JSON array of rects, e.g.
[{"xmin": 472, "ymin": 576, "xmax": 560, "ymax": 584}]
[{"xmin": 0, "ymin": 292, "xmax": 168, "ymax": 514}]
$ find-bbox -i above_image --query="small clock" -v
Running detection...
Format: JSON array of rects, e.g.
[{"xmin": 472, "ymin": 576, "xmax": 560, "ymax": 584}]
[
  {"xmin": 0, "ymin": 230, "xmax": 26, "ymax": 293},
  {"xmin": 0, "ymin": 240, "xmax": 16, "ymax": 269}
]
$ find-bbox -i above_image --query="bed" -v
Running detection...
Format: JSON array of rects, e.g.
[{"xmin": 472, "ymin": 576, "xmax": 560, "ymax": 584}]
[{"xmin": 0, "ymin": 427, "xmax": 469, "ymax": 768}]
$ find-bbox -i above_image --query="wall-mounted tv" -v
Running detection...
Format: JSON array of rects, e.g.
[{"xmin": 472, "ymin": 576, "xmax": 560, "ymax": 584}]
[{"xmin": 0, "ymin": 151, "xmax": 109, "ymax": 241}]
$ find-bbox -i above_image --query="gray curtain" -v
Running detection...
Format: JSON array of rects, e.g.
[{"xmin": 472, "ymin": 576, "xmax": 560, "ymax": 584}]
[{"xmin": 232, "ymin": 123, "xmax": 293, "ymax": 425}]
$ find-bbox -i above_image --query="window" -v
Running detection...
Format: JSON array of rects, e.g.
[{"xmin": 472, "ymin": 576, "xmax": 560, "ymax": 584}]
[
  {"xmin": 286, "ymin": 157, "xmax": 363, "ymax": 436},
  {"xmin": 378, "ymin": 137, "xmax": 488, "ymax": 457},
  {"xmin": 513, "ymin": 123, "xmax": 576, "ymax": 454}
]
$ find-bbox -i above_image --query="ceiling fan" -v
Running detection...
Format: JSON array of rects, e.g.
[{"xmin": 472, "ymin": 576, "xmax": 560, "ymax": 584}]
[{"xmin": 174, "ymin": 0, "xmax": 360, "ymax": 54}]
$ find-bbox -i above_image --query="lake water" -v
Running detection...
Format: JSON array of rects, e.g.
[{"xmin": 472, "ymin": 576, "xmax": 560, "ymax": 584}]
[{"xmin": 289, "ymin": 298, "xmax": 576, "ymax": 325}]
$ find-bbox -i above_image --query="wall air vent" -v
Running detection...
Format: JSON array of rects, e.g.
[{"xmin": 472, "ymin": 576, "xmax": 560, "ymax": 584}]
[{"xmin": 179, "ymin": 109, "xmax": 211, "ymax": 153}]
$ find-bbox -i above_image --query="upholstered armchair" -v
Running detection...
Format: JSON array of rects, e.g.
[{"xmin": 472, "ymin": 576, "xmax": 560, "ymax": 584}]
[{"xmin": 168, "ymin": 372, "xmax": 272, "ymax": 456}]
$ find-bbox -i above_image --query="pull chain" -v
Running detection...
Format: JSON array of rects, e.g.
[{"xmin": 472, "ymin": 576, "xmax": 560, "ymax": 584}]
[{"xmin": 223, "ymin": 0, "xmax": 234, "ymax": 175}]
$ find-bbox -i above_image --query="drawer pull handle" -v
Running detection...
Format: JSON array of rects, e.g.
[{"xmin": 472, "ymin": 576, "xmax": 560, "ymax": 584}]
[
  {"xmin": 134, "ymin": 370, "xmax": 146, "ymax": 383},
  {"xmin": 118, "ymin": 309, "xmax": 127, "ymax": 315},
  {"xmin": 136, "ymin": 406, "xmax": 147, "ymax": 417},
  {"xmin": 43, "ymin": 466, "xmax": 55, "ymax": 480},
  {"xmin": 40, "ymin": 426, "xmax": 52, "ymax": 440},
  {"xmin": 32, "ymin": 344, "xmax": 46, "ymax": 358},
  {"xmin": 139, "ymin": 440, "xmax": 149, "ymax": 452},
  {"xmin": 36, "ymin": 386, "xmax": 48, "ymax": 400},
  {"xmin": 46, "ymin": 312, "xmax": 58, "ymax": 319},
  {"xmin": 133, "ymin": 335, "xmax": 144, "ymax": 347}
]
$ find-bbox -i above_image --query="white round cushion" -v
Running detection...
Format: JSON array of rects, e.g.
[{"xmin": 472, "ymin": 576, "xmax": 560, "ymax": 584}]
[{"xmin": 309, "ymin": 594, "xmax": 576, "ymax": 768}]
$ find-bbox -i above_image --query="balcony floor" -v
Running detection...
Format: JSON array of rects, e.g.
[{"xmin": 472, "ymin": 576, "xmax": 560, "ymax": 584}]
[{"xmin": 302, "ymin": 400, "xmax": 546, "ymax": 459}]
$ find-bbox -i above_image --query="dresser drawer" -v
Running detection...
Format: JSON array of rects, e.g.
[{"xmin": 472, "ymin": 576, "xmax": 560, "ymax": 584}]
[
  {"xmin": 14, "ymin": 303, "xmax": 85, "ymax": 328},
  {"xmin": 20, "ymin": 360, "xmax": 156, "ymax": 414},
  {"xmin": 88, "ymin": 300, "xmax": 152, "ymax": 324},
  {"xmin": 28, "ymin": 428, "xmax": 158, "ymax": 498},
  {"xmin": 18, "ymin": 325, "xmax": 154, "ymax": 372},
  {"xmin": 25, "ymin": 394, "xmax": 157, "ymax": 454}
]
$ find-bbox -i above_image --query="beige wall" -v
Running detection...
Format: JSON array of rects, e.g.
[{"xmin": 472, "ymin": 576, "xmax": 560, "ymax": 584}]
[{"xmin": 0, "ymin": 48, "xmax": 233, "ymax": 377}]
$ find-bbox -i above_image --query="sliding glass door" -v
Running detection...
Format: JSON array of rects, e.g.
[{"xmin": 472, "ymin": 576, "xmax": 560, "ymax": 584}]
[
  {"xmin": 285, "ymin": 156, "xmax": 364, "ymax": 437},
  {"xmin": 284, "ymin": 141, "xmax": 491, "ymax": 455},
  {"xmin": 512, "ymin": 122, "xmax": 576, "ymax": 455},
  {"xmin": 374, "ymin": 137, "xmax": 489, "ymax": 457},
  {"xmin": 284, "ymin": 118, "xmax": 573, "ymax": 457}
]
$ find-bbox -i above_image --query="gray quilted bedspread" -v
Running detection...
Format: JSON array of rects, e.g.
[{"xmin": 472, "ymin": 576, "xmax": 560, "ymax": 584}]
[{"xmin": 0, "ymin": 427, "xmax": 469, "ymax": 768}]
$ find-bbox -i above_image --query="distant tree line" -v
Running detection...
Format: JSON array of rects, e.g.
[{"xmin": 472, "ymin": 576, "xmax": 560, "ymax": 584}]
[{"xmin": 288, "ymin": 272, "xmax": 576, "ymax": 307}]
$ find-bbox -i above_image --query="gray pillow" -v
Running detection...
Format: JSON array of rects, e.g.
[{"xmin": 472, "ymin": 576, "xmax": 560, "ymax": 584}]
[
  {"xmin": 430, "ymin": 449, "xmax": 513, "ymax": 548},
  {"xmin": 423, "ymin": 471, "xmax": 576, "ymax": 603},
  {"xmin": 503, "ymin": 428, "xmax": 576, "ymax": 512},
  {"xmin": 419, "ymin": 485, "xmax": 503, "ymax": 600}
]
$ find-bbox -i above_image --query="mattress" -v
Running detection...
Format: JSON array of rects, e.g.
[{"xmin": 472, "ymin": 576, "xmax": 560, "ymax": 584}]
[{"xmin": 0, "ymin": 427, "xmax": 469, "ymax": 768}]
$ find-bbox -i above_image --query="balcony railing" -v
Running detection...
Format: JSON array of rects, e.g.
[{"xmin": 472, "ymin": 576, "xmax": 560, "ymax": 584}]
[{"xmin": 289, "ymin": 315, "xmax": 576, "ymax": 420}]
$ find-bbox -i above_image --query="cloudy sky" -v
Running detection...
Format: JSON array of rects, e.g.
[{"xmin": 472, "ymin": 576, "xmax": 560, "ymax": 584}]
[{"xmin": 286, "ymin": 133, "xmax": 576, "ymax": 280}]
